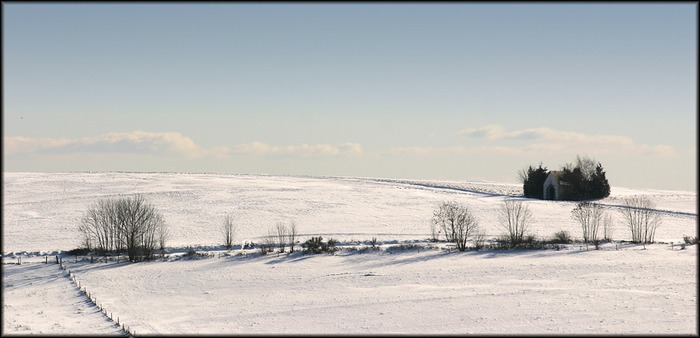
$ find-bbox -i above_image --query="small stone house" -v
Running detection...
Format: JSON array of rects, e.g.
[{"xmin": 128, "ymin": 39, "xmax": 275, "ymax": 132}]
[{"xmin": 543, "ymin": 171, "xmax": 569, "ymax": 200}]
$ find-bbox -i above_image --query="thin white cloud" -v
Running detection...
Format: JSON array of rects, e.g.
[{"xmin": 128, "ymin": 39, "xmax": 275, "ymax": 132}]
[
  {"xmin": 232, "ymin": 141, "xmax": 362, "ymax": 157},
  {"xmin": 4, "ymin": 131, "xmax": 213, "ymax": 158},
  {"xmin": 420, "ymin": 124, "xmax": 676, "ymax": 157},
  {"xmin": 4, "ymin": 136, "xmax": 75, "ymax": 156},
  {"xmin": 391, "ymin": 145, "xmax": 523, "ymax": 156},
  {"xmin": 4, "ymin": 132, "xmax": 363, "ymax": 159},
  {"xmin": 459, "ymin": 125, "xmax": 635, "ymax": 145},
  {"xmin": 457, "ymin": 124, "xmax": 507, "ymax": 140}
]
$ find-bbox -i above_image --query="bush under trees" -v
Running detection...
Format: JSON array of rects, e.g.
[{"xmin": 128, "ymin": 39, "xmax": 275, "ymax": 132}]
[
  {"xmin": 79, "ymin": 194, "xmax": 168, "ymax": 262},
  {"xmin": 302, "ymin": 236, "xmax": 337, "ymax": 254},
  {"xmin": 683, "ymin": 236, "xmax": 698, "ymax": 245},
  {"xmin": 551, "ymin": 230, "xmax": 573, "ymax": 244}
]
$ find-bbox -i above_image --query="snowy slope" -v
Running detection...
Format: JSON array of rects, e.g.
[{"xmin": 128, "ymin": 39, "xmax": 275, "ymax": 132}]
[
  {"xmin": 2, "ymin": 262, "xmax": 124, "ymax": 335},
  {"xmin": 46, "ymin": 245, "xmax": 699, "ymax": 334},
  {"xmin": 2, "ymin": 172, "xmax": 697, "ymax": 253},
  {"xmin": 2, "ymin": 172, "xmax": 698, "ymax": 335}
]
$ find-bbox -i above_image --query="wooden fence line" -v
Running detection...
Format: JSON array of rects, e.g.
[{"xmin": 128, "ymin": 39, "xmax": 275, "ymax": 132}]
[{"xmin": 56, "ymin": 255, "xmax": 134, "ymax": 337}]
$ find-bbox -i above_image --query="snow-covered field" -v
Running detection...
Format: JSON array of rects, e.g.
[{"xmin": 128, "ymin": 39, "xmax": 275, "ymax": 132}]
[{"xmin": 2, "ymin": 172, "xmax": 698, "ymax": 335}]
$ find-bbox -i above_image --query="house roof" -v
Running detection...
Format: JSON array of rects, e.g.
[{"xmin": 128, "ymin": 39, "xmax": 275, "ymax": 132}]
[
  {"xmin": 548, "ymin": 171, "xmax": 562, "ymax": 179},
  {"xmin": 546, "ymin": 171, "xmax": 570, "ymax": 186}
]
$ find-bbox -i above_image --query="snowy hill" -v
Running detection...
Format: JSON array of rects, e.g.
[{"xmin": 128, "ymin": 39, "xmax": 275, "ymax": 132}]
[
  {"xmin": 2, "ymin": 172, "xmax": 696, "ymax": 253},
  {"xmin": 2, "ymin": 172, "xmax": 697, "ymax": 335}
]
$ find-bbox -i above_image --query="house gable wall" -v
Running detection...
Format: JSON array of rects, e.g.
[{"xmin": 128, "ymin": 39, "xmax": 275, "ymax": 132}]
[{"xmin": 543, "ymin": 173, "xmax": 560, "ymax": 200}]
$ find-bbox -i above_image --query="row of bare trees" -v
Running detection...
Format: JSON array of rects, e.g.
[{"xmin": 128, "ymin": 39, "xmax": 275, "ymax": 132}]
[
  {"xmin": 431, "ymin": 199, "xmax": 532, "ymax": 251},
  {"xmin": 432, "ymin": 195, "xmax": 663, "ymax": 251},
  {"xmin": 221, "ymin": 217, "xmax": 299, "ymax": 253},
  {"xmin": 263, "ymin": 220, "xmax": 299, "ymax": 253},
  {"xmin": 571, "ymin": 196, "xmax": 662, "ymax": 249},
  {"xmin": 80, "ymin": 194, "xmax": 663, "ymax": 261},
  {"xmin": 79, "ymin": 195, "xmax": 169, "ymax": 261}
]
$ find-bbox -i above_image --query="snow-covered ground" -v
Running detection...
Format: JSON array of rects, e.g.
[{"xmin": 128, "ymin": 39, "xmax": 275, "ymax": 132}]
[
  {"xmin": 2, "ymin": 172, "xmax": 698, "ymax": 334},
  {"xmin": 3, "ymin": 262, "xmax": 125, "ymax": 335}
]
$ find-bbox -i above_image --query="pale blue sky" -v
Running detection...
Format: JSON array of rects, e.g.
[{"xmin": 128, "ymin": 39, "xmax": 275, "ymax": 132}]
[{"xmin": 3, "ymin": 3, "xmax": 697, "ymax": 191}]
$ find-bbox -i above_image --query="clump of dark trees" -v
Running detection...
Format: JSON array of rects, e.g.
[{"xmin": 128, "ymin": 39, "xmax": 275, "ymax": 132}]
[{"xmin": 520, "ymin": 155, "xmax": 610, "ymax": 201}]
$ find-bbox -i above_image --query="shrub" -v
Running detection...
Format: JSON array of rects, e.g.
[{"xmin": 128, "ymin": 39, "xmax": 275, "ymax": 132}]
[
  {"xmin": 303, "ymin": 236, "xmax": 325, "ymax": 254},
  {"xmin": 511, "ymin": 235, "xmax": 545, "ymax": 249},
  {"xmin": 351, "ymin": 246, "xmax": 379, "ymax": 254},
  {"xmin": 551, "ymin": 230, "xmax": 573, "ymax": 244},
  {"xmin": 327, "ymin": 238, "xmax": 338, "ymax": 252},
  {"xmin": 473, "ymin": 231, "xmax": 486, "ymax": 251},
  {"xmin": 683, "ymin": 236, "xmax": 699, "ymax": 245},
  {"xmin": 302, "ymin": 236, "xmax": 339, "ymax": 254},
  {"xmin": 180, "ymin": 248, "xmax": 213, "ymax": 260},
  {"xmin": 386, "ymin": 244, "xmax": 422, "ymax": 252},
  {"xmin": 593, "ymin": 240, "xmax": 602, "ymax": 250},
  {"xmin": 68, "ymin": 247, "xmax": 91, "ymax": 256}
]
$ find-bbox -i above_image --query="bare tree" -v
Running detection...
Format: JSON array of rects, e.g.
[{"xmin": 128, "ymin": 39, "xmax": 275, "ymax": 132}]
[
  {"xmin": 472, "ymin": 229, "xmax": 486, "ymax": 251},
  {"xmin": 575, "ymin": 154, "xmax": 597, "ymax": 180},
  {"xmin": 287, "ymin": 220, "xmax": 299, "ymax": 253},
  {"xmin": 78, "ymin": 195, "xmax": 166, "ymax": 262},
  {"xmin": 429, "ymin": 219, "xmax": 439, "ymax": 242},
  {"xmin": 571, "ymin": 202, "xmax": 605, "ymax": 250},
  {"xmin": 517, "ymin": 167, "xmax": 529, "ymax": 184},
  {"xmin": 157, "ymin": 221, "xmax": 170, "ymax": 256},
  {"xmin": 221, "ymin": 214, "xmax": 237, "ymax": 250},
  {"xmin": 275, "ymin": 221, "xmax": 288, "ymax": 253},
  {"xmin": 80, "ymin": 198, "xmax": 118, "ymax": 255},
  {"xmin": 618, "ymin": 196, "xmax": 662, "ymax": 247},
  {"xmin": 602, "ymin": 213, "xmax": 614, "ymax": 242},
  {"xmin": 117, "ymin": 195, "xmax": 164, "ymax": 261},
  {"xmin": 497, "ymin": 199, "xmax": 534, "ymax": 247},
  {"xmin": 260, "ymin": 227, "xmax": 276, "ymax": 254},
  {"xmin": 432, "ymin": 201, "xmax": 479, "ymax": 251},
  {"xmin": 432, "ymin": 201, "xmax": 459, "ymax": 242}
]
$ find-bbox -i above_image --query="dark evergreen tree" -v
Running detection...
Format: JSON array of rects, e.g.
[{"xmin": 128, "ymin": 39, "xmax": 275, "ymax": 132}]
[
  {"xmin": 522, "ymin": 163, "xmax": 549, "ymax": 199},
  {"xmin": 560, "ymin": 167, "xmax": 586, "ymax": 200},
  {"xmin": 520, "ymin": 157, "xmax": 610, "ymax": 201},
  {"xmin": 589, "ymin": 163, "xmax": 611, "ymax": 198},
  {"xmin": 559, "ymin": 158, "xmax": 610, "ymax": 200}
]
